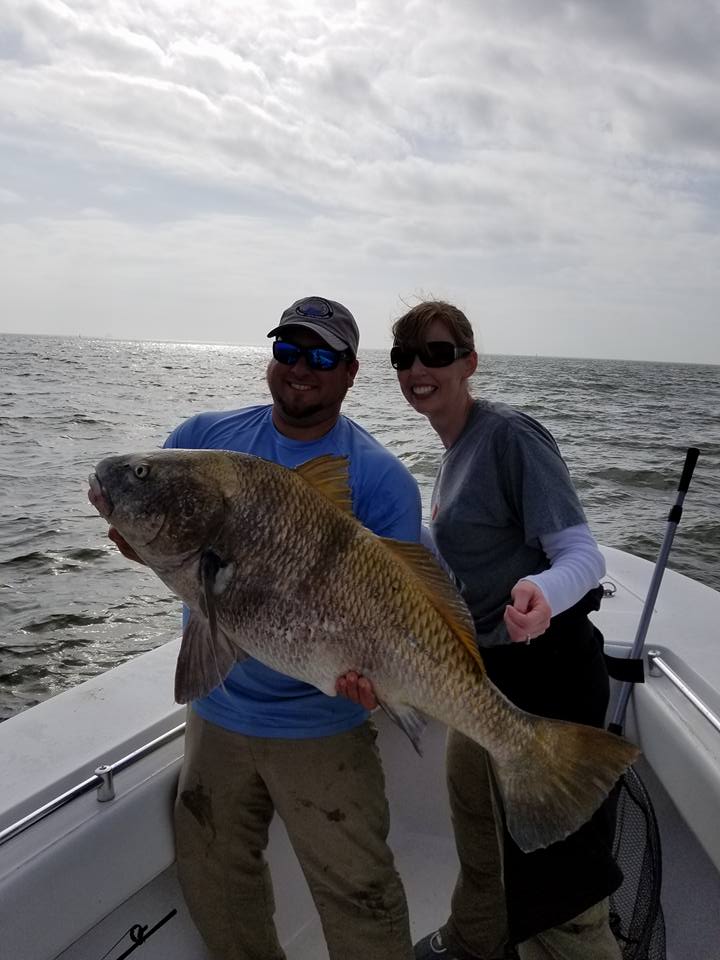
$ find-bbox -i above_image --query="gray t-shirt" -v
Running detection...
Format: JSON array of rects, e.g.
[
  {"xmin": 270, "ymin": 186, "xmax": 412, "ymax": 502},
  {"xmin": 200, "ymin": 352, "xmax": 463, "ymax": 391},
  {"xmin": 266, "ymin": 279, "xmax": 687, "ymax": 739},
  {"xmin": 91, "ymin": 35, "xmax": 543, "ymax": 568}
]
[{"xmin": 431, "ymin": 400, "xmax": 586, "ymax": 646}]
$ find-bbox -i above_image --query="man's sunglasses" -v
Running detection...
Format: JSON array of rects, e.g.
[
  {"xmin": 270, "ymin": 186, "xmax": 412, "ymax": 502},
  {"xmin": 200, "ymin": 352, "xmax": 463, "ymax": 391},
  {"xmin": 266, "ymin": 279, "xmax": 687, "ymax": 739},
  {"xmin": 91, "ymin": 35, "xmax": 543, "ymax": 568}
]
[
  {"xmin": 390, "ymin": 341, "xmax": 472, "ymax": 371},
  {"xmin": 272, "ymin": 340, "xmax": 350, "ymax": 371}
]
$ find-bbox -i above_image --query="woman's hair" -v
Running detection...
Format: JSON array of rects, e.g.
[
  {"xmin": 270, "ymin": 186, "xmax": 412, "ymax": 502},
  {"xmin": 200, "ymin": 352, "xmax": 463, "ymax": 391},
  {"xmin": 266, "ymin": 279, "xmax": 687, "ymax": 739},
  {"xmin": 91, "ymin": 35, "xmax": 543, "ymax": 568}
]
[{"xmin": 392, "ymin": 300, "xmax": 475, "ymax": 349}]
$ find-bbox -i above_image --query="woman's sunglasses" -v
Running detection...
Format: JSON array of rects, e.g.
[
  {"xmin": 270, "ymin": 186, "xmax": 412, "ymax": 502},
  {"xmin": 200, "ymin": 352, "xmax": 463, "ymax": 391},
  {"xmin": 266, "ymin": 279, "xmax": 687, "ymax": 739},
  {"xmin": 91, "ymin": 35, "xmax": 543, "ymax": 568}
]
[
  {"xmin": 390, "ymin": 341, "xmax": 472, "ymax": 371},
  {"xmin": 272, "ymin": 340, "xmax": 350, "ymax": 371}
]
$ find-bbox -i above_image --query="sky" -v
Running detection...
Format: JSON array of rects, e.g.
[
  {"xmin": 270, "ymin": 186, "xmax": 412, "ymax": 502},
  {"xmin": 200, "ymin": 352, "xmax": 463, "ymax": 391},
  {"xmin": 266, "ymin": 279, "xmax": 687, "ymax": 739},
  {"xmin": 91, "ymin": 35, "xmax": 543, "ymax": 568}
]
[{"xmin": 1, "ymin": 0, "xmax": 719, "ymax": 363}]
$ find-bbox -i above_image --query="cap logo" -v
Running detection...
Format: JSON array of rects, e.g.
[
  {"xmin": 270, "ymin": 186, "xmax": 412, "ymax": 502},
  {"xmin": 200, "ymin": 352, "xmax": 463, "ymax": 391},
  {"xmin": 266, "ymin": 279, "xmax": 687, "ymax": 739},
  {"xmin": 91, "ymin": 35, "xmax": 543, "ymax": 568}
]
[{"xmin": 295, "ymin": 298, "xmax": 334, "ymax": 319}]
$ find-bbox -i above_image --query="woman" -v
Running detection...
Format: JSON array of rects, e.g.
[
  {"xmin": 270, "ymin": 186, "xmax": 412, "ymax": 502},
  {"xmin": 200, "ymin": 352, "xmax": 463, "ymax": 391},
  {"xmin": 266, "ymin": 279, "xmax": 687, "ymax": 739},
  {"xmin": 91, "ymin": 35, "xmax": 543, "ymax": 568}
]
[{"xmin": 340, "ymin": 300, "xmax": 622, "ymax": 960}]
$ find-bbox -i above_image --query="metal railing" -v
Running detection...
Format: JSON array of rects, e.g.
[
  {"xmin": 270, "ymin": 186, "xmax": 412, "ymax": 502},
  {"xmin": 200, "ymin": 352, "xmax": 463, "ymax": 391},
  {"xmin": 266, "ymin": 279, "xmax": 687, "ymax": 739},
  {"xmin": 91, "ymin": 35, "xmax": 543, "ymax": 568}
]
[
  {"xmin": 0, "ymin": 722, "xmax": 186, "ymax": 848},
  {"xmin": 647, "ymin": 651, "xmax": 720, "ymax": 736}
]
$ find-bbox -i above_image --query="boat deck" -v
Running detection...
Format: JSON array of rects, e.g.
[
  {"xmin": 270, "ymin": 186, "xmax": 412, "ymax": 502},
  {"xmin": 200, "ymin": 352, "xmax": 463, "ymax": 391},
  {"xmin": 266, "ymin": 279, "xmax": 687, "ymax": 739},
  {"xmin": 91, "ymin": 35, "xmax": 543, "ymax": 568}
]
[{"xmin": 51, "ymin": 719, "xmax": 720, "ymax": 960}]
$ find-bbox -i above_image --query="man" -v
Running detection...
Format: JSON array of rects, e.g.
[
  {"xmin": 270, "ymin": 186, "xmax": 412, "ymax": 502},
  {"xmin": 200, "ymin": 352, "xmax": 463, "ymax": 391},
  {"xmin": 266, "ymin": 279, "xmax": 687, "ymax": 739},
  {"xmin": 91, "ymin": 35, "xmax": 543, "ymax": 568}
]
[{"xmin": 110, "ymin": 296, "xmax": 421, "ymax": 960}]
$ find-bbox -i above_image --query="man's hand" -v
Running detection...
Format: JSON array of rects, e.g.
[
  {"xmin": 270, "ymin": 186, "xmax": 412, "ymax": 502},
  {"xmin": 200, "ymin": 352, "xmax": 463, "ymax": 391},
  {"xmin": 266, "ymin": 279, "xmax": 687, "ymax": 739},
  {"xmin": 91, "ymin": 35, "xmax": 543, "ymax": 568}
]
[
  {"xmin": 504, "ymin": 580, "xmax": 551, "ymax": 643},
  {"xmin": 336, "ymin": 671, "xmax": 379, "ymax": 710},
  {"xmin": 108, "ymin": 526, "xmax": 145, "ymax": 565}
]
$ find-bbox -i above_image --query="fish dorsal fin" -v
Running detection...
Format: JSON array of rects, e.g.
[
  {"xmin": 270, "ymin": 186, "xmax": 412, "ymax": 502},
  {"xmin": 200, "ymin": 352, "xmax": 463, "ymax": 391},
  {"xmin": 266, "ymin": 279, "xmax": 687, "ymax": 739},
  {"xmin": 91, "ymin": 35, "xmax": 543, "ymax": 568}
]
[
  {"xmin": 379, "ymin": 538, "xmax": 485, "ymax": 672},
  {"xmin": 295, "ymin": 455, "xmax": 353, "ymax": 514}
]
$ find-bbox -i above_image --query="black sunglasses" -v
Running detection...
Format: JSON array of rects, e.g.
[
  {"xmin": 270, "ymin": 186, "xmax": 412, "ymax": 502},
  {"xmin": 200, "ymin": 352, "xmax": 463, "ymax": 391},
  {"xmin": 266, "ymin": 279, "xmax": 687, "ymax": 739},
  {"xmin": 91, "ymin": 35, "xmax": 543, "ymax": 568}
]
[
  {"xmin": 390, "ymin": 341, "xmax": 472, "ymax": 371},
  {"xmin": 273, "ymin": 340, "xmax": 349, "ymax": 371}
]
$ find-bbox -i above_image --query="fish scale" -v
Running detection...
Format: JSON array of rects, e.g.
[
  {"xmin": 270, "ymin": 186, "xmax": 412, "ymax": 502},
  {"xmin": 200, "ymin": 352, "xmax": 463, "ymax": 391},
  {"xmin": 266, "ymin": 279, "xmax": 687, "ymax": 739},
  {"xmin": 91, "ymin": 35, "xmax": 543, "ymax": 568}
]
[{"xmin": 88, "ymin": 447, "xmax": 639, "ymax": 853}]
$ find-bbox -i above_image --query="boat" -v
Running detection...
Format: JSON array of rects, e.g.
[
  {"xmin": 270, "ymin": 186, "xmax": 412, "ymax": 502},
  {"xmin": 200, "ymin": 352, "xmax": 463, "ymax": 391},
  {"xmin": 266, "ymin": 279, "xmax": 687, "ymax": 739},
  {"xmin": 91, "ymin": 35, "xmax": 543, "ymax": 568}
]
[{"xmin": 1, "ymin": 545, "xmax": 719, "ymax": 960}]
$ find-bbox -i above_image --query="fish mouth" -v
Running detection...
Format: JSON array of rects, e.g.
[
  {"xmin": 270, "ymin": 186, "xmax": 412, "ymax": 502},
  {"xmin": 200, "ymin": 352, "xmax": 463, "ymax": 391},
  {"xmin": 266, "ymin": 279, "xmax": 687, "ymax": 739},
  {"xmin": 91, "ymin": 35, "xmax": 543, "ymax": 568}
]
[{"xmin": 88, "ymin": 473, "xmax": 114, "ymax": 518}]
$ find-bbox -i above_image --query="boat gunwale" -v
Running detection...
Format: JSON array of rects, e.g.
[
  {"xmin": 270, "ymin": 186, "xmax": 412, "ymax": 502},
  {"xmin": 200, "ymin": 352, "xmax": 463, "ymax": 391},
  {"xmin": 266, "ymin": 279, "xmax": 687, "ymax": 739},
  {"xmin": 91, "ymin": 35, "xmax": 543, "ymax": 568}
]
[{"xmin": 0, "ymin": 722, "xmax": 186, "ymax": 847}]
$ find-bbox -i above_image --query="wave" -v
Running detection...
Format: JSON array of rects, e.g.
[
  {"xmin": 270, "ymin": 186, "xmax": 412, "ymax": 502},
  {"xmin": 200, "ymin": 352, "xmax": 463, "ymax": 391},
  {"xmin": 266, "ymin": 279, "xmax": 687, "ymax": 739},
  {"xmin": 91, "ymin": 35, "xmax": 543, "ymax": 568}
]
[
  {"xmin": 593, "ymin": 467, "xmax": 677, "ymax": 490},
  {"xmin": 399, "ymin": 451, "xmax": 442, "ymax": 477},
  {"xmin": 23, "ymin": 612, "xmax": 110, "ymax": 633},
  {"xmin": 0, "ymin": 547, "xmax": 109, "ymax": 571}
]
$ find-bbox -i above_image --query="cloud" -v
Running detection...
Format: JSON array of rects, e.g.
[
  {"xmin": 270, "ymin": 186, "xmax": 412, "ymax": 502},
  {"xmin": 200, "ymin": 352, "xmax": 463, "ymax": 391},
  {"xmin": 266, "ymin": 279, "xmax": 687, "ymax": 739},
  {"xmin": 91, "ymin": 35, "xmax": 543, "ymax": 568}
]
[
  {"xmin": 0, "ymin": 187, "xmax": 23, "ymax": 204},
  {"xmin": 0, "ymin": 0, "xmax": 719, "ymax": 362}
]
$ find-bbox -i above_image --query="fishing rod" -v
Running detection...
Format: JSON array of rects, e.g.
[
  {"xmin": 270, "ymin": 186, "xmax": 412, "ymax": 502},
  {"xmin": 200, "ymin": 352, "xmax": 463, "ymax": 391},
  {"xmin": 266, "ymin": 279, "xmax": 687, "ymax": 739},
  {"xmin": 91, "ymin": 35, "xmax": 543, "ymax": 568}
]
[{"xmin": 608, "ymin": 446, "xmax": 700, "ymax": 736}]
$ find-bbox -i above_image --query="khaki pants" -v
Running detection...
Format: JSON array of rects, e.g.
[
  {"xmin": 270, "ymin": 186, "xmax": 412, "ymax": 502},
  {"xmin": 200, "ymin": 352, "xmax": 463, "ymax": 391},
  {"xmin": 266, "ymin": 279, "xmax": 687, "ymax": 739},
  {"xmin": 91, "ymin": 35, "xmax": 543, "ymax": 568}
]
[
  {"xmin": 517, "ymin": 898, "xmax": 620, "ymax": 960},
  {"xmin": 442, "ymin": 731, "xmax": 508, "ymax": 960},
  {"xmin": 441, "ymin": 731, "xmax": 622, "ymax": 960},
  {"xmin": 174, "ymin": 710, "xmax": 413, "ymax": 960}
]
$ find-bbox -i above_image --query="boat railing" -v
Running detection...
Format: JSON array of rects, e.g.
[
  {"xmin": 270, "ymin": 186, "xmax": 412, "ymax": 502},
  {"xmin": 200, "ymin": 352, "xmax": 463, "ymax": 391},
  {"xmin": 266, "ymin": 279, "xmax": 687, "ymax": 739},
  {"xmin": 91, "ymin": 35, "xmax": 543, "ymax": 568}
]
[
  {"xmin": 647, "ymin": 650, "xmax": 720, "ymax": 736},
  {"xmin": 3, "ymin": 650, "xmax": 720, "ymax": 849},
  {"xmin": 0, "ymin": 722, "xmax": 186, "ymax": 848}
]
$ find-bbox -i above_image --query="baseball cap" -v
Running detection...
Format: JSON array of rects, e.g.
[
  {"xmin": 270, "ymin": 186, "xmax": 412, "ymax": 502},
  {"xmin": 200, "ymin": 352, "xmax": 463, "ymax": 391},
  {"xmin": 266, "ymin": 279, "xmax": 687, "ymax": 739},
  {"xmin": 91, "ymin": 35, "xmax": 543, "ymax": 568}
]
[{"xmin": 267, "ymin": 296, "xmax": 359, "ymax": 356}]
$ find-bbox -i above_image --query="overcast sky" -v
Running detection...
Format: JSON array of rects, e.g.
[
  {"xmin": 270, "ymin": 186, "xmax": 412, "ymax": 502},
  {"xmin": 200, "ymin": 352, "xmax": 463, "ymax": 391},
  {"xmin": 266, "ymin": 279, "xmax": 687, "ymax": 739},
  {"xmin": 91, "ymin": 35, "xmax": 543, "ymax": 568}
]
[{"xmin": 1, "ymin": 0, "xmax": 719, "ymax": 362}]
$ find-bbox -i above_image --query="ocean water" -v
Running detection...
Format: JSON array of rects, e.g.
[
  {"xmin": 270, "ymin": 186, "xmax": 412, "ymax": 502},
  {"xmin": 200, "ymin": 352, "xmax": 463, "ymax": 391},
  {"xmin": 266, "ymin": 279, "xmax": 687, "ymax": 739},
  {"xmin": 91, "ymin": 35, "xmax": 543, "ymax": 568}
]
[{"xmin": 1, "ymin": 333, "xmax": 719, "ymax": 722}]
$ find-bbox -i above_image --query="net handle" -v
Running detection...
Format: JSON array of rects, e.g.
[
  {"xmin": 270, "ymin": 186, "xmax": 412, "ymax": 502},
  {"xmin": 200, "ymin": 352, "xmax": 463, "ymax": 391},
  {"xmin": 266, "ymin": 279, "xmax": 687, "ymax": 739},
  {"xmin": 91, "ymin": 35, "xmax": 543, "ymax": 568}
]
[{"xmin": 608, "ymin": 447, "xmax": 700, "ymax": 734}]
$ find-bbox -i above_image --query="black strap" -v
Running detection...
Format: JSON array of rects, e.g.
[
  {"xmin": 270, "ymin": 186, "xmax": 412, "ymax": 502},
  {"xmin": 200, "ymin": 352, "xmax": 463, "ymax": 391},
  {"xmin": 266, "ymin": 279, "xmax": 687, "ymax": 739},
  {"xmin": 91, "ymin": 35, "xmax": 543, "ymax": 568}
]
[
  {"xmin": 603, "ymin": 652, "xmax": 645, "ymax": 684},
  {"xmin": 576, "ymin": 583, "xmax": 604, "ymax": 615}
]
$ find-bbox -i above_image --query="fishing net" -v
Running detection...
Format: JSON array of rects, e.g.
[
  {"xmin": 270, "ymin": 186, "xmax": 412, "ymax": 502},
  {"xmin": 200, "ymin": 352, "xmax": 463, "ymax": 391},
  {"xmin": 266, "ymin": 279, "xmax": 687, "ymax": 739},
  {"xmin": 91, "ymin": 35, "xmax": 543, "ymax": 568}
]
[{"xmin": 609, "ymin": 766, "xmax": 666, "ymax": 959}]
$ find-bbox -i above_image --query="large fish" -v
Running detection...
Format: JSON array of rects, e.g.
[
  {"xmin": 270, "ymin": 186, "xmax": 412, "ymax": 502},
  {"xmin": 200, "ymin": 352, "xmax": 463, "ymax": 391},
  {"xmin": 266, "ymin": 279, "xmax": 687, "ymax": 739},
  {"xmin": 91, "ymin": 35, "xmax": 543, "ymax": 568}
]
[{"xmin": 88, "ymin": 449, "xmax": 638, "ymax": 853}]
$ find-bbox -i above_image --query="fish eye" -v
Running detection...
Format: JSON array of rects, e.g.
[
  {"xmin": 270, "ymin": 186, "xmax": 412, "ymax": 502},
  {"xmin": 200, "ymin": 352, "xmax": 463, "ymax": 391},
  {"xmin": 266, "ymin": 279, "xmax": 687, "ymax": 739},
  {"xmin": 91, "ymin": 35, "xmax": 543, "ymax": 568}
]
[{"xmin": 134, "ymin": 463, "xmax": 150, "ymax": 479}]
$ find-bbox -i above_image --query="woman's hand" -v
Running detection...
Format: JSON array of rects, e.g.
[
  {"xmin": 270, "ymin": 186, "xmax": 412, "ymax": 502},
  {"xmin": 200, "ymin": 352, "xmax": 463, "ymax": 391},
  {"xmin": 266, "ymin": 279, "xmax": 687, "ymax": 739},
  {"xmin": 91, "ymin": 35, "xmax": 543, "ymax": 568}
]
[
  {"xmin": 504, "ymin": 580, "xmax": 551, "ymax": 643},
  {"xmin": 108, "ymin": 526, "xmax": 145, "ymax": 565},
  {"xmin": 336, "ymin": 671, "xmax": 379, "ymax": 710}
]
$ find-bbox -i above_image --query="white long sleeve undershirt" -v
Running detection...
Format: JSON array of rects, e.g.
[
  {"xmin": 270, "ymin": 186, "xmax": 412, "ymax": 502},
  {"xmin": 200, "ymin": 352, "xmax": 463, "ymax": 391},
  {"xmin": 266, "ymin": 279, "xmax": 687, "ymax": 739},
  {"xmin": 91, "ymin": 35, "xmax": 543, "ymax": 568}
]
[{"xmin": 523, "ymin": 523, "xmax": 606, "ymax": 617}]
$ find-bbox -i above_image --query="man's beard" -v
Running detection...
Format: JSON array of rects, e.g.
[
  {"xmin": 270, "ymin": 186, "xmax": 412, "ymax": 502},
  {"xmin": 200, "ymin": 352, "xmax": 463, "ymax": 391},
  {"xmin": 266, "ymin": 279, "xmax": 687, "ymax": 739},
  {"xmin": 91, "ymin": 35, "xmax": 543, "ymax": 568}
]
[{"xmin": 276, "ymin": 395, "xmax": 325, "ymax": 421}]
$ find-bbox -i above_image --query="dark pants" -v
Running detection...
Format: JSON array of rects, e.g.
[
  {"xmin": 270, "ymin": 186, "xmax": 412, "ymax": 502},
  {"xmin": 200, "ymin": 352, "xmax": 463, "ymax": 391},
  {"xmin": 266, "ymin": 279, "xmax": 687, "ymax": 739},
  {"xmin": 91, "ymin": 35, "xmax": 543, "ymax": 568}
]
[
  {"xmin": 482, "ymin": 596, "xmax": 622, "ymax": 944},
  {"xmin": 442, "ymin": 733, "xmax": 621, "ymax": 960}
]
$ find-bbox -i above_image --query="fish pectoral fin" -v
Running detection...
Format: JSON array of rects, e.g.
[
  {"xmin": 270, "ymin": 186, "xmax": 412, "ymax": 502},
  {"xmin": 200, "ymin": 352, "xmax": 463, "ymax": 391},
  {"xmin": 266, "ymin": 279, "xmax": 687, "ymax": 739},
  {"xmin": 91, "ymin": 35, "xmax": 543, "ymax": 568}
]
[
  {"xmin": 210, "ymin": 560, "xmax": 236, "ymax": 595},
  {"xmin": 379, "ymin": 537, "xmax": 484, "ymax": 670},
  {"xmin": 174, "ymin": 612, "xmax": 241, "ymax": 703},
  {"xmin": 295, "ymin": 455, "xmax": 353, "ymax": 514},
  {"xmin": 377, "ymin": 700, "xmax": 427, "ymax": 756},
  {"xmin": 199, "ymin": 549, "xmax": 233, "ymax": 633}
]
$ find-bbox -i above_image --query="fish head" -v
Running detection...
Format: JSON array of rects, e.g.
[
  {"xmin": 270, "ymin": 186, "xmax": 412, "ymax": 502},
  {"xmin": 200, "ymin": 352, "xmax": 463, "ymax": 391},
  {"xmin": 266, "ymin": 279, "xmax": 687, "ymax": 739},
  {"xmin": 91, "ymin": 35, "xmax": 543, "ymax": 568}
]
[{"xmin": 88, "ymin": 450, "xmax": 230, "ymax": 562}]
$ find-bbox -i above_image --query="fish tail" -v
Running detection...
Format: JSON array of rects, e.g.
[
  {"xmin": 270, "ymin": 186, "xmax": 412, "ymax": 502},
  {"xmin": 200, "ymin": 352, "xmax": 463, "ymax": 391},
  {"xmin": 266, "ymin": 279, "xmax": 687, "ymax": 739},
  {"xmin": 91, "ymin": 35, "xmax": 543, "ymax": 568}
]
[{"xmin": 492, "ymin": 716, "xmax": 640, "ymax": 853}]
